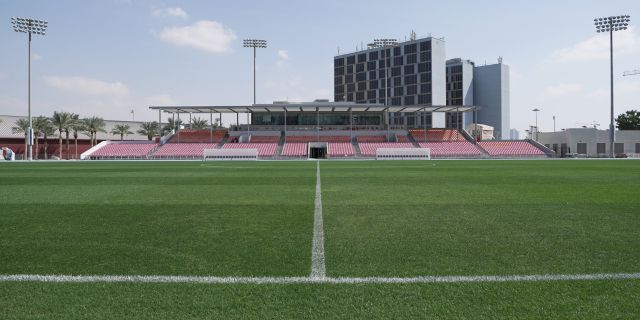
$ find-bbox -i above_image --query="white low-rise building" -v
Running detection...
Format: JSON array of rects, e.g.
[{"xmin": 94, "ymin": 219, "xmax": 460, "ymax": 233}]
[{"xmin": 537, "ymin": 128, "xmax": 640, "ymax": 157}]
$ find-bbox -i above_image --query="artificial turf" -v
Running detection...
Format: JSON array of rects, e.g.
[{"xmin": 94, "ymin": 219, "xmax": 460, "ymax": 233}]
[{"xmin": 1, "ymin": 159, "xmax": 639, "ymax": 319}]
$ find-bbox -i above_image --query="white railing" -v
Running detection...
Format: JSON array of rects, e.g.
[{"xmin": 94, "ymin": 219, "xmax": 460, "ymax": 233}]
[
  {"xmin": 376, "ymin": 148, "xmax": 431, "ymax": 160},
  {"xmin": 80, "ymin": 141, "xmax": 111, "ymax": 160},
  {"xmin": 203, "ymin": 148, "xmax": 258, "ymax": 161}
]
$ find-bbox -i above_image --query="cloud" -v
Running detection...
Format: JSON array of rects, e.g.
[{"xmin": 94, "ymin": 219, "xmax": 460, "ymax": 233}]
[
  {"xmin": 158, "ymin": 20, "xmax": 236, "ymax": 54},
  {"xmin": 552, "ymin": 27, "xmax": 640, "ymax": 62},
  {"xmin": 276, "ymin": 49, "xmax": 289, "ymax": 67},
  {"xmin": 541, "ymin": 83, "xmax": 583, "ymax": 99},
  {"xmin": 43, "ymin": 76, "xmax": 129, "ymax": 97},
  {"xmin": 144, "ymin": 94, "xmax": 176, "ymax": 106},
  {"xmin": 152, "ymin": 7, "xmax": 189, "ymax": 19}
]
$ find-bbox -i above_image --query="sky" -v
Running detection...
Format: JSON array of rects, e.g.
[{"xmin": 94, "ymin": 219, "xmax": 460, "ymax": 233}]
[{"xmin": 1, "ymin": 0, "xmax": 639, "ymax": 133}]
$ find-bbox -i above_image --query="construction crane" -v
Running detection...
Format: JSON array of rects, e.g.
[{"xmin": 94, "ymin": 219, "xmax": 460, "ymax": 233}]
[{"xmin": 623, "ymin": 69, "xmax": 640, "ymax": 76}]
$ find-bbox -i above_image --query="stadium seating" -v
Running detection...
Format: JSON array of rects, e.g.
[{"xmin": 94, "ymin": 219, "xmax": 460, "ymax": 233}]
[
  {"xmin": 285, "ymin": 136, "xmax": 350, "ymax": 143},
  {"xmin": 282, "ymin": 143, "xmax": 308, "ymax": 157},
  {"xmin": 328, "ymin": 143, "xmax": 354, "ymax": 157},
  {"xmin": 478, "ymin": 141, "xmax": 546, "ymax": 157},
  {"xmin": 90, "ymin": 143, "xmax": 157, "ymax": 159},
  {"xmin": 173, "ymin": 129, "xmax": 227, "ymax": 143},
  {"xmin": 359, "ymin": 143, "xmax": 415, "ymax": 156},
  {"xmin": 356, "ymin": 136, "xmax": 387, "ymax": 143},
  {"xmin": 153, "ymin": 143, "xmax": 217, "ymax": 158},
  {"xmin": 418, "ymin": 142, "xmax": 482, "ymax": 157},
  {"xmin": 223, "ymin": 143, "xmax": 277, "ymax": 157},
  {"xmin": 410, "ymin": 129, "xmax": 465, "ymax": 142},
  {"xmin": 249, "ymin": 135, "xmax": 280, "ymax": 143},
  {"xmin": 395, "ymin": 135, "xmax": 412, "ymax": 142}
]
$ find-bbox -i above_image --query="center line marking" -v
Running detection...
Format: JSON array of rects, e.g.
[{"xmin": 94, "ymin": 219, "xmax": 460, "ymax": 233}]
[{"xmin": 310, "ymin": 160, "xmax": 326, "ymax": 279}]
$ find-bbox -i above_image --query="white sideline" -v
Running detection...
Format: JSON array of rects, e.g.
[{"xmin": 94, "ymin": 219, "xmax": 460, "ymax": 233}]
[
  {"xmin": 1, "ymin": 273, "xmax": 639, "ymax": 284},
  {"xmin": 310, "ymin": 161, "xmax": 326, "ymax": 279}
]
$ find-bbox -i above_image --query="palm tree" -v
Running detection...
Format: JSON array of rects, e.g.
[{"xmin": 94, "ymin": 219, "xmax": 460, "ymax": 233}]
[
  {"xmin": 71, "ymin": 119, "xmax": 86, "ymax": 159},
  {"xmin": 32, "ymin": 116, "xmax": 51, "ymax": 159},
  {"xmin": 41, "ymin": 120, "xmax": 56, "ymax": 159},
  {"xmin": 52, "ymin": 112, "xmax": 74, "ymax": 159},
  {"xmin": 191, "ymin": 118, "xmax": 208, "ymax": 130},
  {"xmin": 62, "ymin": 114, "xmax": 81, "ymax": 160},
  {"xmin": 137, "ymin": 121, "xmax": 159, "ymax": 141},
  {"xmin": 162, "ymin": 117, "xmax": 182, "ymax": 135},
  {"xmin": 12, "ymin": 118, "xmax": 29, "ymax": 159},
  {"xmin": 83, "ymin": 116, "xmax": 107, "ymax": 146},
  {"xmin": 110, "ymin": 124, "xmax": 133, "ymax": 141}
]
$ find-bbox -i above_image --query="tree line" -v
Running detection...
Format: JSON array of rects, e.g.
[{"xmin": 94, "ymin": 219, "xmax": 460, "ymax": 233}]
[{"xmin": 10, "ymin": 113, "xmax": 220, "ymax": 160}]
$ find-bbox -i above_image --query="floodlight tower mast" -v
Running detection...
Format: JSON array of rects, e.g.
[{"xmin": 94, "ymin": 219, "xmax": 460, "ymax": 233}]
[
  {"xmin": 594, "ymin": 15, "xmax": 631, "ymax": 157},
  {"xmin": 243, "ymin": 39, "xmax": 267, "ymax": 134},
  {"xmin": 11, "ymin": 17, "xmax": 48, "ymax": 161}
]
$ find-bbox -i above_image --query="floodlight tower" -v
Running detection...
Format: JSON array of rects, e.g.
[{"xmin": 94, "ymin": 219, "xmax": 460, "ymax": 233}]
[
  {"xmin": 532, "ymin": 108, "xmax": 540, "ymax": 140},
  {"xmin": 11, "ymin": 17, "xmax": 48, "ymax": 161},
  {"xmin": 243, "ymin": 39, "xmax": 267, "ymax": 132},
  {"xmin": 594, "ymin": 15, "xmax": 631, "ymax": 157}
]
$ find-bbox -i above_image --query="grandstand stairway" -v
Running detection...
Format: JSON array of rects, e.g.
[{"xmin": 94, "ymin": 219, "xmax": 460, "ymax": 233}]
[{"xmin": 352, "ymin": 137, "xmax": 362, "ymax": 157}]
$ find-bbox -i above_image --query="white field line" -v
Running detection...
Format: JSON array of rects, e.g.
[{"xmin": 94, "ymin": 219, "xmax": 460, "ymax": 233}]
[
  {"xmin": 1, "ymin": 273, "xmax": 639, "ymax": 284},
  {"xmin": 310, "ymin": 161, "xmax": 326, "ymax": 279}
]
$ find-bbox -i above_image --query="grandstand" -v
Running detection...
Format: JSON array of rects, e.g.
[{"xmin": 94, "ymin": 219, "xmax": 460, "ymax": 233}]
[{"xmin": 73, "ymin": 102, "xmax": 553, "ymax": 160}]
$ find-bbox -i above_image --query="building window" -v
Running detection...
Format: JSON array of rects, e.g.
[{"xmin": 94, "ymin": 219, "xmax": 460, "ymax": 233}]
[
  {"xmin": 420, "ymin": 83, "xmax": 431, "ymax": 94},
  {"xmin": 418, "ymin": 94, "xmax": 432, "ymax": 104},
  {"xmin": 367, "ymin": 90, "xmax": 377, "ymax": 99},
  {"xmin": 369, "ymin": 51, "xmax": 379, "ymax": 60},
  {"xmin": 393, "ymin": 87, "xmax": 403, "ymax": 96},
  {"xmin": 420, "ymin": 51, "xmax": 431, "ymax": 62},
  {"xmin": 404, "ymin": 65, "xmax": 415, "ymax": 74},
  {"xmin": 357, "ymin": 53, "xmax": 367, "ymax": 63},
  {"xmin": 346, "ymin": 65, "xmax": 354, "ymax": 74},
  {"xmin": 418, "ymin": 62, "xmax": 432, "ymax": 73},
  {"xmin": 369, "ymin": 70, "xmax": 377, "ymax": 80},
  {"xmin": 369, "ymin": 80, "xmax": 379, "ymax": 89},
  {"xmin": 378, "ymin": 89, "xmax": 386, "ymax": 98},
  {"xmin": 357, "ymin": 82, "xmax": 366, "ymax": 91},
  {"xmin": 420, "ymin": 41, "xmax": 431, "ymax": 51},
  {"xmin": 379, "ymin": 78, "xmax": 386, "ymax": 88},
  {"xmin": 346, "ymin": 93, "xmax": 354, "ymax": 101},
  {"xmin": 615, "ymin": 143, "xmax": 624, "ymax": 154},
  {"xmin": 391, "ymin": 67, "xmax": 401, "ymax": 77},
  {"xmin": 346, "ymin": 74, "xmax": 354, "ymax": 83},
  {"xmin": 356, "ymin": 72, "xmax": 367, "ymax": 82},
  {"xmin": 391, "ymin": 97, "xmax": 402, "ymax": 105},
  {"xmin": 577, "ymin": 143, "xmax": 587, "ymax": 154},
  {"xmin": 405, "ymin": 74, "xmax": 417, "ymax": 85},
  {"xmin": 334, "ymin": 58, "xmax": 345, "ymax": 67},
  {"xmin": 356, "ymin": 63, "xmax": 365, "ymax": 73},
  {"xmin": 335, "ymin": 67, "xmax": 345, "ymax": 76},
  {"xmin": 378, "ymin": 69, "xmax": 386, "ymax": 78},
  {"xmin": 335, "ymin": 95, "xmax": 344, "ymax": 102},
  {"xmin": 347, "ymin": 55, "xmax": 355, "ymax": 65},
  {"xmin": 334, "ymin": 76, "xmax": 343, "ymax": 85},
  {"xmin": 346, "ymin": 83, "xmax": 355, "ymax": 92},
  {"xmin": 367, "ymin": 61, "xmax": 377, "ymax": 71},
  {"xmin": 335, "ymin": 85, "xmax": 344, "ymax": 94},
  {"xmin": 597, "ymin": 143, "xmax": 606, "ymax": 154},
  {"xmin": 636, "ymin": 143, "xmax": 640, "ymax": 153},
  {"xmin": 407, "ymin": 85, "xmax": 417, "ymax": 95},
  {"xmin": 406, "ymin": 54, "xmax": 417, "ymax": 64},
  {"xmin": 393, "ymin": 56, "xmax": 403, "ymax": 66},
  {"xmin": 420, "ymin": 72, "xmax": 431, "ymax": 83},
  {"xmin": 393, "ymin": 46, "xmax": 401, "ymax": 56},
  {"xmin": 356, "ymin": 91, "xmax": 365, "ymax": 101},
  {"xmin": 393, "ymin": 76, "xmax": 401, "ymax": 87}
]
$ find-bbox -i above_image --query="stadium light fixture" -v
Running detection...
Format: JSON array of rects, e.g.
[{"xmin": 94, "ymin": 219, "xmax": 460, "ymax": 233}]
[
  {"xmin": 532, "ymin": 108, "xmax": 540, "ymax": 141},
  {"xmin": 594, "ymin": 14, "xmax": 630, "ymax": 157},
  {"xmin": 243, "ymin": 39, "xmax": 267, "ymax": 134},
  {"xmin": 11, "ymin": 17, "xmax": 48, "ymax": 161}
]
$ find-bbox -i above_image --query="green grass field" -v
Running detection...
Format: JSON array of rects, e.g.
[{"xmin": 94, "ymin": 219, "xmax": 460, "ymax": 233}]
[{"xmin": 1, "ymin": 160, "xmax": 639, "ymax": 319}]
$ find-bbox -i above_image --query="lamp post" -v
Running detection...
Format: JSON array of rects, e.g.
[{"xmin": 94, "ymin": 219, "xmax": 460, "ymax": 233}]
[
  {"xmin": 11, "ymin": 17, "xmax": 48, "ymax": 161},
  {"xmin": 594, "ymin": 15, "xmax": 631, "ymax": 157},
  {"xmin": 373, "ymin": 38, "xmax": 397, "ymax": 138},
  {"xmin": 532, "ymin": 108, "xmax": 540, "ymax": 141},
  {"xmin": 243, "ymin": 39, "xmax": 267, "ymax": 134},
  {"xmin": 553, "ymin": 115, "xmax": 556, "ymax": 132}
]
